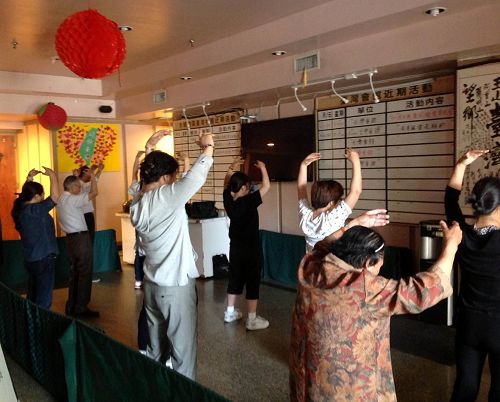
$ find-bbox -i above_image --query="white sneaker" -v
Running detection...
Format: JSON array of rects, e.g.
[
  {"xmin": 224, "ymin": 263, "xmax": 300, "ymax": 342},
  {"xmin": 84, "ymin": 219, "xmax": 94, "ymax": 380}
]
[
  {"xmin": 134, "ymin": 281, "xmax": 142, "ymax": 289},
  {"xmin": 246, "ymin": 315, "xmax": 269, "ymax": 331},
  {"xmin": 224, "ymin": 308, "xmax": 243, "ymax": 323}
]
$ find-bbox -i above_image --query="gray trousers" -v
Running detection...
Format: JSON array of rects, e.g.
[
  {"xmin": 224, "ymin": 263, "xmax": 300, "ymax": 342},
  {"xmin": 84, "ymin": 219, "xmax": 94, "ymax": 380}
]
[{"xmin": 144, "ymin": 278, "xmax": 197, "ymax": 380}]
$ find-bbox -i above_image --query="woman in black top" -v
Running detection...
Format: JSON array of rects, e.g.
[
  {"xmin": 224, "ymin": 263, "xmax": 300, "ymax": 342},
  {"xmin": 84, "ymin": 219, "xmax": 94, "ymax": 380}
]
[
  {"xmin": 222, "ymin": 158, "xmax": 271, "ymax": 331},
  {"xmin": 445, "ymin": 149, "xmax": 500, "ymax": 402}
]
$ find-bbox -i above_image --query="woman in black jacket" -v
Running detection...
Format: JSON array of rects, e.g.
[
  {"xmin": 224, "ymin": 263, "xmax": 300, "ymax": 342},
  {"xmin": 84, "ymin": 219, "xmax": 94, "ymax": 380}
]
[{"xmin": 445, "ymin": 149, "xmax": 500, "ymax": 402}]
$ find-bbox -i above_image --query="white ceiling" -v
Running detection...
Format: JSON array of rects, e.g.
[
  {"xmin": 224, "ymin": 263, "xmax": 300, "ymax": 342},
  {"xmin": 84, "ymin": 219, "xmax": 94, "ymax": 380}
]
[{"xmin": 1, "ymin": 0, "xmax": 500, "ymax": 122}]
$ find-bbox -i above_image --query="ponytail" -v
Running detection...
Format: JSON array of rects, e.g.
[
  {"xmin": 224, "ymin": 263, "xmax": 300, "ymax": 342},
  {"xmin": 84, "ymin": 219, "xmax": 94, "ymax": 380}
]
[{"xmin": 11, "ymin": 181, "xmax": 44, "ymax": 231}]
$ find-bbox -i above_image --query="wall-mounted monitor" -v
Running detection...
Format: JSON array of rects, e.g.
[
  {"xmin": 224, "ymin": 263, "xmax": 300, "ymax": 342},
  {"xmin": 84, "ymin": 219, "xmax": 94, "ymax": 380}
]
[{"xmin": 241, "ymin": 115, "xmax": 315, "ymax": 182}]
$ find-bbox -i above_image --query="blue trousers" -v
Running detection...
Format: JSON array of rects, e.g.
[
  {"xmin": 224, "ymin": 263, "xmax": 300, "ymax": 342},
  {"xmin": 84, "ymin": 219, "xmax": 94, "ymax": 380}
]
[{"xmin": 25, "ymin": 254, "xmax": 56, "ymax": 309}]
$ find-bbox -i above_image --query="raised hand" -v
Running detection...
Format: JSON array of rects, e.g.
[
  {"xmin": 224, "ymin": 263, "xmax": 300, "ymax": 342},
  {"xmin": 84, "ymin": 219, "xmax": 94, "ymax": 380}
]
[
  {"xmin": 196, "ymin": 132, "xmax": 214, "ymax": 149},
  {"xmin": 352, "ymin": 209, "xmax": 390, "ymax": 228},
  {"xmin": 41, "ymin": 166, "xmax": 55, "ymax": 176},
  {"xmin": 230, "ymin": 156, "xmax": 245, "ymax": 170},
  {"xmin": 301, "ymin": 153, "xmax": 321, "ymax": 167},
  {"xmin": 254, "ymin": 160, "xmax": 266, "ymax": 169},
  {"xmin": 146, "ymin": 129, "xmax": 171, "ymax": 148},
  {"xmin": 440, "ymin": 220, "xmax": 462, "ymax": 249},
  {"xmin": 345, "ymin": 148, "xmax": 360, "ymax": 163},
  {"xmin": 28, "ymin": 168, "xmax": 41, "ymax": 178},
  {"xmin": 457, "ymin": 149, "xmax": 489, "ymax": 166}
]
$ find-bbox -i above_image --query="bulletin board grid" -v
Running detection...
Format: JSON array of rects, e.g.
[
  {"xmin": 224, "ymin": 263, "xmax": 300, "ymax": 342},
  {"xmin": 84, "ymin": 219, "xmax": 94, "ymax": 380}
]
[
  {"xmin": 173, "ymin": 112, "xmax": 241, "ymax": 210},
  {"xmin": 316, "ymin": 76, "xmax": 455, "ymax": 224}
]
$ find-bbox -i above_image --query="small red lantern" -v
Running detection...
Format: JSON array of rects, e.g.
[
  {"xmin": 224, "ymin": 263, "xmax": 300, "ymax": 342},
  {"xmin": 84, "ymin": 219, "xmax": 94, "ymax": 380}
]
[
  {"xmin": 55, "ymin": 9, "xmax": 126, "ymax": 79},
  {"xmin": 37, "ymin": 103, "xmax": 67, "ymax": 130}
]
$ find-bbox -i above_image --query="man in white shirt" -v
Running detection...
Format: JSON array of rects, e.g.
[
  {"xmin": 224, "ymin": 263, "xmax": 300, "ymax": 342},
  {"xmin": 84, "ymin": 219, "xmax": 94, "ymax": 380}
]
[
  {"xmin": 77, "ymin": 164, "xmax": 104, "ymax": 243},
  {"xmin": 130, "ymin": 129, "xmax": 213, "ymax": 380},
  {"xmin": 57, "ymin": 170, "xmax": 99, "ymax": 317}
]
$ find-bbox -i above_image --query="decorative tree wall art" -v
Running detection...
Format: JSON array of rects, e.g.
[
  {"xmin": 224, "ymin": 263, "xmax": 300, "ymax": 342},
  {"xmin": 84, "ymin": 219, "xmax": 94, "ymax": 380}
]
[{"xmin": 57, "ymin": 123, "xmax": 121, "ymax": 172}]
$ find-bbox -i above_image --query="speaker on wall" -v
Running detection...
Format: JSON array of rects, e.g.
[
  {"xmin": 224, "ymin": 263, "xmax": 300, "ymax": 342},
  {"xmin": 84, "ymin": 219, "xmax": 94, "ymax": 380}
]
[{"xmin": 99, "ymin": 105, "xmax": 113, "ymax": 113}]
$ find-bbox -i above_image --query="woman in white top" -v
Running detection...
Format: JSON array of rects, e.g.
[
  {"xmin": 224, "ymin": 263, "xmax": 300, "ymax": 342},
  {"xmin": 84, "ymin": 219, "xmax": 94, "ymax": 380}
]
[{"xmin": 297, "ymin": 149, "xmax": 362, "ymax": 251}]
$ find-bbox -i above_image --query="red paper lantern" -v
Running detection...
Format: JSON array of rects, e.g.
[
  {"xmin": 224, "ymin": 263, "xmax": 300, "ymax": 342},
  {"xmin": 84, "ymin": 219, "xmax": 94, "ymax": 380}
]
[
  {"xmin": 37, "ymin": 103, "xmax": 67, "ymax": 130},
  {"xmin": 55, "ymin": 9, "xmax": 126, "ymax": 79}
]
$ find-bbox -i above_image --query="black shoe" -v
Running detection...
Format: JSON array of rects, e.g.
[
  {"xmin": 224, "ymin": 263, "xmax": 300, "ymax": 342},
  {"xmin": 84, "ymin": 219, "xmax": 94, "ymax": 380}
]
[{"xmin": 75, "ymin": 308, "xmax": 100, "ymax": 318}]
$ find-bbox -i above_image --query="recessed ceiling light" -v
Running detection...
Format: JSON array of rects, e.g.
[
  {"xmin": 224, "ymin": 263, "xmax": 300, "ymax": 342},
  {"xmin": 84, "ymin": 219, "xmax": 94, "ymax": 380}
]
[
  {"xmin": 425, "ymin": 7, "xmax": 446, "ymax": 17},
  {"xmin": 267, "ymin": 142, "xmax": 275, "ymax": 147},
  {"xmin": 119, "ymin": 25, "xmax": 133, "ymax": 32},
  {"xmin": 180, "ymin": 76, "xmax": 192, "ymax": 80},
  {"xmin": 272, "ymin": 50, "xmax": 287, "ymax": 56}
]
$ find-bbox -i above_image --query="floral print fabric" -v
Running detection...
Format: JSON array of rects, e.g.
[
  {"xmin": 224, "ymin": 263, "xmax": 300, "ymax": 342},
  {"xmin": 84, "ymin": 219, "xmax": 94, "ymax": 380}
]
[{"xmin": 290, "ymin": 251, "xmax": 452, "ymax": 401}]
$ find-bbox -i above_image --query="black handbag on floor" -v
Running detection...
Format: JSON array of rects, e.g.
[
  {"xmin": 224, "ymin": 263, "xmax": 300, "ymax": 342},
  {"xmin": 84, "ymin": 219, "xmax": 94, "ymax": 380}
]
[
  {"xmin": 212, "ymin": 254, "xmax": 230, "ymax": 279},
  {"xmin": 185, "ymin": 201, "xmax": 218, "ymax": 219}
]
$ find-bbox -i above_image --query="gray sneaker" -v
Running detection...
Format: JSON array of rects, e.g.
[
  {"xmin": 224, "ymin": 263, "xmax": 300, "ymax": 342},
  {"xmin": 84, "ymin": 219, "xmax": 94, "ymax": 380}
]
[
  {"xmin": 224, "ymin": 308, "xmax": 243, "ymax": 323},
  {"xmin": 246, "ymin": 315, "xmax": 269, "ymax": 331}
]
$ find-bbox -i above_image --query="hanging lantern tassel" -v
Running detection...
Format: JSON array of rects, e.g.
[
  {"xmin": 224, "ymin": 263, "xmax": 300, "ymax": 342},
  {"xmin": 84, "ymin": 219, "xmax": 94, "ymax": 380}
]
[
  {"xmin": 55, "ymin": 9, "xmax": 126, "ymax": 79},
  {"xmin": 37, "ymin": 102, "xmax": 68, "ymax": 130}
]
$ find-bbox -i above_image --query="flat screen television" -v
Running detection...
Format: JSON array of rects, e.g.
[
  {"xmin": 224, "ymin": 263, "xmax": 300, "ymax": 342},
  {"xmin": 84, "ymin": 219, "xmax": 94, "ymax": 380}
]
[{"xmin": 241, "ymin": 115, "xmax": 315, "ymax": 182}]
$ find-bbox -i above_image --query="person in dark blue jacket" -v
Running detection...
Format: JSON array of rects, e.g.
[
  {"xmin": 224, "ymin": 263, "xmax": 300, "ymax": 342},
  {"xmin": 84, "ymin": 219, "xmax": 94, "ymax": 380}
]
[{"xmin": 11, "ymin": 167, "xmax": 60, "ymax": 309}]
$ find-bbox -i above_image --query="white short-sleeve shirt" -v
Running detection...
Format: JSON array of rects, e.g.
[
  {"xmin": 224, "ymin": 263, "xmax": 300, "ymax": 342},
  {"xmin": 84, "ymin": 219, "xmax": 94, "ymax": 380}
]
[
  {"xmin": 299, "ymin": 199, "xmax": 352, "ymax": 251},
  {"xmin": 57, "ymin": 191, "xmax": 89, "ymax": 234}
]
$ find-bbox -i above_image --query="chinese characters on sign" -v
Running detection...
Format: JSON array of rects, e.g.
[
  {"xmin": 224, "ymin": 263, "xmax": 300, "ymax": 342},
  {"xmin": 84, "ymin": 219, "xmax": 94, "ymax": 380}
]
[
  {"xmin": 457, "ymin": 64, "xmax": 500, "ymax": 213},
  {"xmin": 173, "ymin": 113, "xmax": 241, "ymax": 208},
  {"xmin": 316, "ymin": 81, "xmax": 455, "ymax": 224}
]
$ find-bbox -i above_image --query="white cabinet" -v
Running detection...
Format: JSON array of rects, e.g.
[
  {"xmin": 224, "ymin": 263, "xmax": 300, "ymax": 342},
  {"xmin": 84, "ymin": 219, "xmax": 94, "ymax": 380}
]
[
  {"xmin": 116, "ymin": 213, "xmax": 135, "ymax": 264},
  {"xmin": 117, "ymin": 213, "xmax": 231, "ymax": 277},
  {"xmin": 189, "ymin": 217, "xmax": 230, "ymax": 277}
]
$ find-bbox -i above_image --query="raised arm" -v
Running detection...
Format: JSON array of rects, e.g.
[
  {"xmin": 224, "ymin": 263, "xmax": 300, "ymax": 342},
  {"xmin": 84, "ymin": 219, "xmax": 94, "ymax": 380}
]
[
  {"xmin": 344, "ymin": 149, "xmax": 362, "ymax": 210},
  {"xmin": 323, "ymin": 209, "xmax": 390, "ymax": 243},
  {"xmin": 448, "ymin": 149, "xmax": 489, "ymax": 191},
  {"xmin": 255, "ymin": 160, "xmax": 270, "ymax": 197},
  {"xmin": 224, "ymin": 156, "xmax": 245, "ymax": 189},
  {"xmin": 40, "ymin": 166, "xmax": 60, "ymax": 203},
  {"xmin": 297, "ymin": 153, "xmax": 320, "ymax": 201},
  {"xmin": 25, "ymin": 168, "xmax": 41, "ymax": 183},
  {"xmin": 87, "ymin": 169, "xmax": 98, "ymax": 201},
  {"xmin": 369, "ymin": 220, "xmax": 461, "ymax": 318},
  {"xmin": 144, "ymin": 129, "xmax": 171, "ymax": 154},
  {"xmin": 196, "ymin": 131, "xmax": 214, "ymax": 158},
  {"xmin": 176, "ymin": 151, "xmax": 191, "ymax": 174},
  {"xmin": 94, "ymin": 163, "xmax": 105, "ymax": 179},
  {"xmin": 132, "ymin": 151, "xmax": 145, "ymax": 182}
]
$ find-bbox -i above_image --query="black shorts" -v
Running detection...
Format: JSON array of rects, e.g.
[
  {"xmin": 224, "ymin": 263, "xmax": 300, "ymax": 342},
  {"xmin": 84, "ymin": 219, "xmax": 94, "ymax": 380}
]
[{"xmin": 227, "ymin": 243, "xmax": 261, "ymax": 300}]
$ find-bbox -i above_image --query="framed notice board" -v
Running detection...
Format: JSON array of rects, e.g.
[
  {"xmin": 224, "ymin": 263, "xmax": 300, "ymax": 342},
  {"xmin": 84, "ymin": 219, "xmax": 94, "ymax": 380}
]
[
  {"xmin": 456, "ymin": 63, "xmax": 500, "ymax": 214},
  {"xmin": 173, "ymin": 112, "xmax": 241, "ymax": 210},
  {"xmin": 316, "ymin": 75, "xmax": 455, "ymax": 224}
]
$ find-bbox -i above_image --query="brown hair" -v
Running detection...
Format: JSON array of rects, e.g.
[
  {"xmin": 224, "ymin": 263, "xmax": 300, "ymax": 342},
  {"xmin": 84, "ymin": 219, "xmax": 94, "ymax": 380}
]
[{"xmin": 310, "ymin": 180, "xmax": 344, "ymax": 209}]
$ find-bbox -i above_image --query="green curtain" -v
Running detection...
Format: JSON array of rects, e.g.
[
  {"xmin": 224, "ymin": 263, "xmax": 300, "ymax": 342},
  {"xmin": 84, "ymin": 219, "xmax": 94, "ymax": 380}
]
[
  {"xmin": 260, "ymin": 230, "xmax": 306, "ymax": 288},
  {"xmin": 59, "ymin": 321, "xmax": 230, "ymax": 402},
  {"xmin": 0, "ymin": 229, "xmax": 121, "ymax": 290},
  {"xmin": 0, "ymin": 282, "xmax": 71, "ymax": 401}
]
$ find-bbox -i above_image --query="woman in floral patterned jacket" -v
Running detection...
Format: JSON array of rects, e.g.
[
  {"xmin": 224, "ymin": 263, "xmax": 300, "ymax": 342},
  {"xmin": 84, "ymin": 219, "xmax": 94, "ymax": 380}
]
[{"xmin": 290, "ymin": 212, "xmax": 462, "ymax": 402}]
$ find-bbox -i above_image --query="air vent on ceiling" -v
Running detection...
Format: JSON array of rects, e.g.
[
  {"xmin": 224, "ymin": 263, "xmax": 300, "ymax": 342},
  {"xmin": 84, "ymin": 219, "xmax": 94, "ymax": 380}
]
[
  {"xmin": 294, "ymin": 51, "xmax": 320, "ymax": 73},
  {"xmin": 153, "ymin": 90, "xmax": 167, "ymax": 104}
]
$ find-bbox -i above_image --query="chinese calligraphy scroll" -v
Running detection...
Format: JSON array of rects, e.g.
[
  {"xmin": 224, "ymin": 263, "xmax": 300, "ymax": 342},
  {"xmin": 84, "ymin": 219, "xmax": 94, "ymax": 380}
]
[{"xmin": 457, "ymin": 63, "xmax": 500, "ymax": 214}]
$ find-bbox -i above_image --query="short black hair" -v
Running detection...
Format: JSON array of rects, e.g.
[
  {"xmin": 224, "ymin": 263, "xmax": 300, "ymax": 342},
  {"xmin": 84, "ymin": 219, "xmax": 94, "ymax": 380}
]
[
  {"xmin": 466, "ymin": 177, "xmax": 500, "ymax": 216},
  {"xmin": 228, "ymin": 171, "xmax": 250, "ymax": 193},
  {"xmin": 329, "ymin": 226, "xmax": 385, "ymax": 269},
  {"xmin": 11, "ymin": 181, "xmax": 45, "ymax": 231},
  {"xmin": 140, "ymin": 151, "xmax": 179, "ymax": 184}
]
